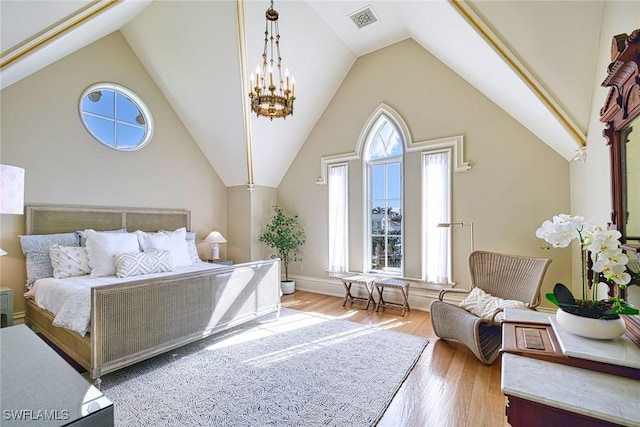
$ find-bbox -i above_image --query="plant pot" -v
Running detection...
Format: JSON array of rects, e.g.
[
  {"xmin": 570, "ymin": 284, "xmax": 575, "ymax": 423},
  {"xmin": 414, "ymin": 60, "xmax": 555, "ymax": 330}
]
[
  {"xmin": 555, "ymin": 308, "xmax": 626, "ymax": 340},
  {"xmin": 281, "ymin": 280, "xmax": 295, "ymax": 295}
]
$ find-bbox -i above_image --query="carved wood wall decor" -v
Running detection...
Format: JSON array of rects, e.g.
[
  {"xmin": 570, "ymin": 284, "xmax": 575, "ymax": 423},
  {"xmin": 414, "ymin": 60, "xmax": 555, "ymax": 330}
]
[{"xmin": 600, "ymin": 28, "xmax": 640, "ymax": 346}]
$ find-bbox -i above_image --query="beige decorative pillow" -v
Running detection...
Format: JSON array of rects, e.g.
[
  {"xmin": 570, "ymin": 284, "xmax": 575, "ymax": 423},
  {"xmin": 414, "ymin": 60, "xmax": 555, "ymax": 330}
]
[
  {"xmin": 459, "ymin": 287, "xmax": 527, "ymax": 320},
  {"xmin": 114, "ymin": 251, "xmax": 174, "ymax": 278},
  {"xmin": 49, "ymin": 244, "xmax": 90, "ymax": 279}
]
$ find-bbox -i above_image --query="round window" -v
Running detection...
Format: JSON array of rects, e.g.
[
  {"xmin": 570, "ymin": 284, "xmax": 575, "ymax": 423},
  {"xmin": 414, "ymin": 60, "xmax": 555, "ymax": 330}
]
[{"xmin": 79, "ymin": 83, "xmax": 154, "ymax": 151}]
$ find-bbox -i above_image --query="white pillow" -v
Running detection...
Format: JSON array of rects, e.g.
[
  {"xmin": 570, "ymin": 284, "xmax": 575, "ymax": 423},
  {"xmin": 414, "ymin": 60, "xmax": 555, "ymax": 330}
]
[
  {"xmin": 49, "ymin": 244, "xmax": 90, "ymax": 279},
  {"xmin": 459, "ymin": 287, "xmax": 527, "ymax": 321},
  {"xmin": 114, "ymin": 251, "xmax": 174, "ymax": 278},
  {"xmin": 83, "ymin": 229, "xmax": 140, "ymax": 277},
  {"xmin": 186, "ymin": 232, "xmax": 201, "ymax": 264},
  {"xmin": 136, "ymin": 228, "xmax": 192, "ymax": 267}
]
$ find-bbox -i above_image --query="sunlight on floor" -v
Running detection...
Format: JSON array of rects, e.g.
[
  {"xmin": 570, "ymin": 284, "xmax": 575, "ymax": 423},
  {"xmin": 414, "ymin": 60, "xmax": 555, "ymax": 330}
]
[{"xmin": 204, "ymin": 309, "xmax": 381, "ymax": 367}]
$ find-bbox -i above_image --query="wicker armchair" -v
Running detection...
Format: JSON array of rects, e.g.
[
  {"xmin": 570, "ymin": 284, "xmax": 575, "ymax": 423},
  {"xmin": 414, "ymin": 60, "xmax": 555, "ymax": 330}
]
[{"xmin": 430, "ymin": 251, "xmax": 551, "ymax": 365}]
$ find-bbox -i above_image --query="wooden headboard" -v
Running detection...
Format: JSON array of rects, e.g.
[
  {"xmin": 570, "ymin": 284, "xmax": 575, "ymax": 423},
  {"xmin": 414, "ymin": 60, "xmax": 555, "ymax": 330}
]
[{"xmin": 26, "ymin": 205, "xmax": 191, "ymax": 235}]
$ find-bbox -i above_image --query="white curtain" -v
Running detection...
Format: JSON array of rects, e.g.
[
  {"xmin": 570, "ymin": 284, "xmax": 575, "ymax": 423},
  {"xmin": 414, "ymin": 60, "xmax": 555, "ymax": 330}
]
[
  {"xmin": 423, "ymin": 151, "xmax": 451, "ymax": 284},
  {"xmin": 328, "ymin": 163, "xmax": 348, "ymax": 275}
]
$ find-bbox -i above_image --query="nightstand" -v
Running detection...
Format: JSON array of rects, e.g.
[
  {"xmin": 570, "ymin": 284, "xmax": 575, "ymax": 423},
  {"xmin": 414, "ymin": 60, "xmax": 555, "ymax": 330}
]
[
  {"xmin": 207, "ymin": 259, "xmax": 233, "ymax": 266},
  {"xmin": 0, "ymin": 287, "xmax": 13, "ymax": 327}
]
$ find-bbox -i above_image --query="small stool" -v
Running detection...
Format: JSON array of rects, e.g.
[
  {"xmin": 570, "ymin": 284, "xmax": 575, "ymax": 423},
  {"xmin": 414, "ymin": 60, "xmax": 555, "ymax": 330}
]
[
  {"xmin": 342, "ymin": 275, "xmax": 376, "ymax": 310},
  {"xmin": 375, "ymin": 278, "xmax": 410, "ymax": 316}
]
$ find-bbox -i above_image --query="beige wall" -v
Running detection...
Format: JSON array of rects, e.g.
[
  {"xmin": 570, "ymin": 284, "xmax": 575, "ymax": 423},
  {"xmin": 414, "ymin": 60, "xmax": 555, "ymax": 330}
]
[
  {"xmin": 0, "ymin": 32, "xmax": 227, "ymax": 317},
  {"xmin": 227, "ymin": 184, "xmax": 276, "ymax": 263},
  {"xmin": 278, "ymin": 39, "xmax": 571, "ymax": 309}
]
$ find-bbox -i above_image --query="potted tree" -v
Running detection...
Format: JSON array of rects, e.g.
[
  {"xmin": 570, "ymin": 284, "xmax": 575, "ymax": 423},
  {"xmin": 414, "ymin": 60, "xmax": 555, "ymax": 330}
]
[{"xmin": 259, "ymin": 206, "xmax": 306, "ymax": 294}]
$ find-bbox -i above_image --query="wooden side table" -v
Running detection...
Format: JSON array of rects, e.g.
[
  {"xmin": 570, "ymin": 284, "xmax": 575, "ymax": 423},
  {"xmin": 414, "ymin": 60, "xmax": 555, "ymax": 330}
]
[
  {"xmin": 0, "ymin": 287, "xmax": 14, "ymax": 327},
  {"xmin": 341, "ymin": 275, "xmax": 376, "ymax": 310},
  {"xmin": 375, "ymin": 278, "xmax": 410, "ymax": 316}
]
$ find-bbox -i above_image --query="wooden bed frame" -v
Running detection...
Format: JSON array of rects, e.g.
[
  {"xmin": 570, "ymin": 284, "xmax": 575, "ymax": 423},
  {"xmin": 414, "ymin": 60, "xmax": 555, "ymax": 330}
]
[{"xmin": 24, "ymin": 204, "xmax": 281, "ymax": 384}]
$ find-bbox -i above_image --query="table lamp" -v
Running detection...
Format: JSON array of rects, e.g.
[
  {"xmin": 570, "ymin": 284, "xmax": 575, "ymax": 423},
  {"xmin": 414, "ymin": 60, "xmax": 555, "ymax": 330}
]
[{"xmin": 204, "ymin": 231, "xmax": 226, "ymax": 260}]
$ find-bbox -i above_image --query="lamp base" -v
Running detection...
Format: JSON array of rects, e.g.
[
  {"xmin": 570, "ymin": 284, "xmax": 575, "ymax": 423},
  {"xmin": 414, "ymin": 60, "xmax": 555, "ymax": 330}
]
[{"xmin": 211, "ymin": 245, "xmax": 220, "ymax": 260}]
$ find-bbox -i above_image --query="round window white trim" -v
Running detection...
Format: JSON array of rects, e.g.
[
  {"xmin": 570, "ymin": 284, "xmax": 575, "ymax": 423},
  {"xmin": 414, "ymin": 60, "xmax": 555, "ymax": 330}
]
[{"xmin": 79, "ymin": 82, "xmax": 154, "ymax": 151}]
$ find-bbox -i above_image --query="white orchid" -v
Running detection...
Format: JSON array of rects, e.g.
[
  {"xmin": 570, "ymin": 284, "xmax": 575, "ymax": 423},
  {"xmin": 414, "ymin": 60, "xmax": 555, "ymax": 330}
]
[{"xmin": 536, "ymin": 213, "xmax": 637, "ymax": 315}]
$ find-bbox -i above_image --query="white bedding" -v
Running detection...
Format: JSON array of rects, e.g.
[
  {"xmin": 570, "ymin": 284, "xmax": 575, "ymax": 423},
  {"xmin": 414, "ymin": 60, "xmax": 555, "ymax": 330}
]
[{"xmin": 25, "ymin": 261, "xmax": 224, "ymax": 336}]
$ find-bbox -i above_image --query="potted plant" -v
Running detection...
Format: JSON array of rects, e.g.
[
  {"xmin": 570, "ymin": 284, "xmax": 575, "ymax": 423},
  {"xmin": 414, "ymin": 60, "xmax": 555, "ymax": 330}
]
[
  {"xmin": 536, "ymin": 214, "xmax": 639, "ymax": 339},
  {"xmin": 259, "ymin": 206, "xmax": 306, "ymax": 294}
]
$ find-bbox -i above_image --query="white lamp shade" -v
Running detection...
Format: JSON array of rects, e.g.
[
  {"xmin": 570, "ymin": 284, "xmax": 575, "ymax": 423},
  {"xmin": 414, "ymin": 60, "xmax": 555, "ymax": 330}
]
[
  {"xmin": 0, "ymin": 164, "xmax": 25, "ymax": 214},
  {"xmin": 0, "ymin": 248, "xmax": 7, "ymax": 257},
  {"xmin": 204, "ymin": 231, "xmax": 227, "ymax": 244}
]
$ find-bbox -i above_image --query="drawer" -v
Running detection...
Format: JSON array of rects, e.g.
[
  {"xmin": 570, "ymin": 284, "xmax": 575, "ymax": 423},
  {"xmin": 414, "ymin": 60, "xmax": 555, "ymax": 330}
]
[{"xmin": 0, "ymin": 294, "xmax": 8, "ymax": 311}]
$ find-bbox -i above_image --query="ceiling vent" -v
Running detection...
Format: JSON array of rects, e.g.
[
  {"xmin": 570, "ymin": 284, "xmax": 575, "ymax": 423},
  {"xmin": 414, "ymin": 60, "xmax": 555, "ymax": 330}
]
[{"xmin": 348, "ymin": 6, "xmax": 378, "ymax": 29}]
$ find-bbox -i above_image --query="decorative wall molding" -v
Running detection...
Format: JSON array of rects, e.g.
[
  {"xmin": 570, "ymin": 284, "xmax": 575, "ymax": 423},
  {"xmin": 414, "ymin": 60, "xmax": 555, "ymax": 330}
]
[{"xmin": 316, "ymin": 103, "xmax": 470, "ymax": 184}]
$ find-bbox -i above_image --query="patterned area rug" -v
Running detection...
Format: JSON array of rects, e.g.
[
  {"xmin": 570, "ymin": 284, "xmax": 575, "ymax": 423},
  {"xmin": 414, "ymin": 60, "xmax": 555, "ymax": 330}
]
[{"xmin": 101, "ymin": 308, "xmax": 429, "ymax": 426}]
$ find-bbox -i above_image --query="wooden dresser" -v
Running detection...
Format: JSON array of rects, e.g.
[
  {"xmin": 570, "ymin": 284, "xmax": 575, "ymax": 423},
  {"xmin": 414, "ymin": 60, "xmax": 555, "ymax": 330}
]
[{"xmin": 501, "ymin": 309, "xmax": 640, "ymax": 427}]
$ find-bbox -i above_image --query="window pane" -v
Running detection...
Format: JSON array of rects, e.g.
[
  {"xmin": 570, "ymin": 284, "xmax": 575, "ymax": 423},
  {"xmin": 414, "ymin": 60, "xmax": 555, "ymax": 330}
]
[
  {"xmin": 388, "ymin": 236, "xmax": 402, "ymax": 268},
  {"xmin": 387, "ymin": 163, "xmax": 401, "ymax": 199},
  {"xmin": 371, "ymin": 236, "xmax": 385, "ymax": 269},
  {"xmin": 83, "ymin": 115, "xmax": 114, "ymax": 147},
  {"xmin": 81, "ymin": 90, "xmax": 114, "ymax": 117},
  {"xmin": 116, "ymin": 123, "xmax": 145, "ymax": 148},
  {"xmin": 371, "ymin": 165, "xmax": 385, "ymax": 199},
  {"xmin": 368, "ymin": 120, "xmax": 402, "ymax": 160},
  {"xmin": 116, "ymin": 93, "xmax": 143, "ymax": 125}
]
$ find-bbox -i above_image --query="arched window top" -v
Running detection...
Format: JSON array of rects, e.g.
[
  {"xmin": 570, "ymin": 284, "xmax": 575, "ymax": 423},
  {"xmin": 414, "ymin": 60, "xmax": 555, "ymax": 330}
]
[{"xmin": 365, "ymin": 116, "xmax": 403, "ymax": 161}]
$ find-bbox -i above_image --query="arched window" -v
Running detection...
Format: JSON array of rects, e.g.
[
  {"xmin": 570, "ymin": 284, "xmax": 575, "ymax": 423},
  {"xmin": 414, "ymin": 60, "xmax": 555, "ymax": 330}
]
[{"xmin": 364, "ymin": 115, "xmax": 403, "ymax": 274}]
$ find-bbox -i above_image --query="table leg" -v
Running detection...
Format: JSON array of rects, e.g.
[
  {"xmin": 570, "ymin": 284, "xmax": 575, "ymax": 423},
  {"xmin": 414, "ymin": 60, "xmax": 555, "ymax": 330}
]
[{"xmin": 342, "ymin": 282, "xmax": 352, "ymax": 306}]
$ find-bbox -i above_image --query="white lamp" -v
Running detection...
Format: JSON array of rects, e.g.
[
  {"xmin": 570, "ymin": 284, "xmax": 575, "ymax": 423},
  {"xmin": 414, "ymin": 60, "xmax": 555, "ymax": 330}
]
[
  {"xmin": 0, "ymin": 164, "xmax": 25, "ymax": 258},
  {"xmin": 0, "ymin": 164, "xmax": 25, "ymax": 215},
  {"xmin": 437, "ymin": 222, "xmax": 475, "ymax": 252},
  {"xmin": 204, "ymin": 231, "xmax": 227, "ymax": 260}
]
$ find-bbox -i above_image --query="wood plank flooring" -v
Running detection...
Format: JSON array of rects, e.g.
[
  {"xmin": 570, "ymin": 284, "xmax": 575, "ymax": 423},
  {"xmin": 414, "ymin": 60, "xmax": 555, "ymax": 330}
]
[{"xmin": 281, "ymin": 291, "xmax": 508, "ymax": 427}]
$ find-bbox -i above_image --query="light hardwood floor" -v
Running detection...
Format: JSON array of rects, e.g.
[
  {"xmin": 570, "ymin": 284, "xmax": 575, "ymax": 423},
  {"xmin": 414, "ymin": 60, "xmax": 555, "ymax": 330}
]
[{"xmin": 281, "ymin": 291, "xmax": 508, "ymax": 427}]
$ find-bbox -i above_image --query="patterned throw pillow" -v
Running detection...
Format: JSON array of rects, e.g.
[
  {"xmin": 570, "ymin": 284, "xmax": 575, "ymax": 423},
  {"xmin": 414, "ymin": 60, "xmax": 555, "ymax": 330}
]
[
  {"xmin": 114, "ymin": 251, "xmax": 174, "ymax": 278},
  {"xmin": 459, "ymin": 287, "xmax": 527, "ymax": 321},
  {"xmin": 49, "ymin": 244, "xmax": 91, "ymax": 279},
  {"xmin": 19, "ymin": 233, "xmax": 80, "ymax": 286},
  {"xmin": 186, "ymin": 232, "xmax": 201, "ymax": 264}
]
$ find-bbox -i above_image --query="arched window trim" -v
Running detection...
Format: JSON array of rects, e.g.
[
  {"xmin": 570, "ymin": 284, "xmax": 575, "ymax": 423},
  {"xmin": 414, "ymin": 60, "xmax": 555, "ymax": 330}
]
[
  {"xmin": 316, "ymin": 103, "xmax": 470, "ymax": 185},
  {"xmin": 356, "ymin": 103, "xmax": 412, "ymax": 158}
]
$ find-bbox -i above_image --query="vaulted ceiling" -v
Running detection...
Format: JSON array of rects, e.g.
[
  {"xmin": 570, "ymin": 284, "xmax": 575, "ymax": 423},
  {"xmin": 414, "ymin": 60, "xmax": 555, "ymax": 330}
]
[{"xmin": 1, "ymin": 1, "xmax": 607, "ymax": 188}]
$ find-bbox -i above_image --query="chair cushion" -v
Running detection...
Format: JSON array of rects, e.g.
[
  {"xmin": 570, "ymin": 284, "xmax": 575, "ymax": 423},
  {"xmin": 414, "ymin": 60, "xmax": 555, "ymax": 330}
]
[{"xmin": 459, "ymin": 287, "xmax": 527, "ymax": 320}]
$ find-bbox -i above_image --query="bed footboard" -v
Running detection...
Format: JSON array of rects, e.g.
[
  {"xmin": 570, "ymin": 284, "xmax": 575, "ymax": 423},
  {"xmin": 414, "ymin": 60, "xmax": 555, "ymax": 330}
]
[{"xmin": 90, "ymin": 259, "xmax": 280, "ymax": 379}]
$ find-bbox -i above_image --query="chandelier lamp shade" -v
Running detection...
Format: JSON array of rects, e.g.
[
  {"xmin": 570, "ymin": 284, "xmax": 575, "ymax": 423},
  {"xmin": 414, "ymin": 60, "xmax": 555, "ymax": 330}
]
[
  {"xmin": 204, "ymin": 231, "xmax": 227, "ymax": 260},
  {"xmin": 249, "ymin": 0, "xmax": 295, "ymax": 120}
]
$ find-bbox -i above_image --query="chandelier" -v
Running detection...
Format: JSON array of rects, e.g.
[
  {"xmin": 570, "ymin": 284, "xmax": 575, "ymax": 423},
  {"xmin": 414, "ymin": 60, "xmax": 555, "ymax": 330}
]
[{"xmin": 249, "ymin": 0, "xmax": 295, "ymax": 120}]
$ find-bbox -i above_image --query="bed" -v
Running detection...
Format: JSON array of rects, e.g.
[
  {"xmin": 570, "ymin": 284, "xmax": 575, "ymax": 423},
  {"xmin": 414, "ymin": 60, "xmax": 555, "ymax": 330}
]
[{"xmin": 22, "ymin": 204, "xmax": 281, "ymax": 385}]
